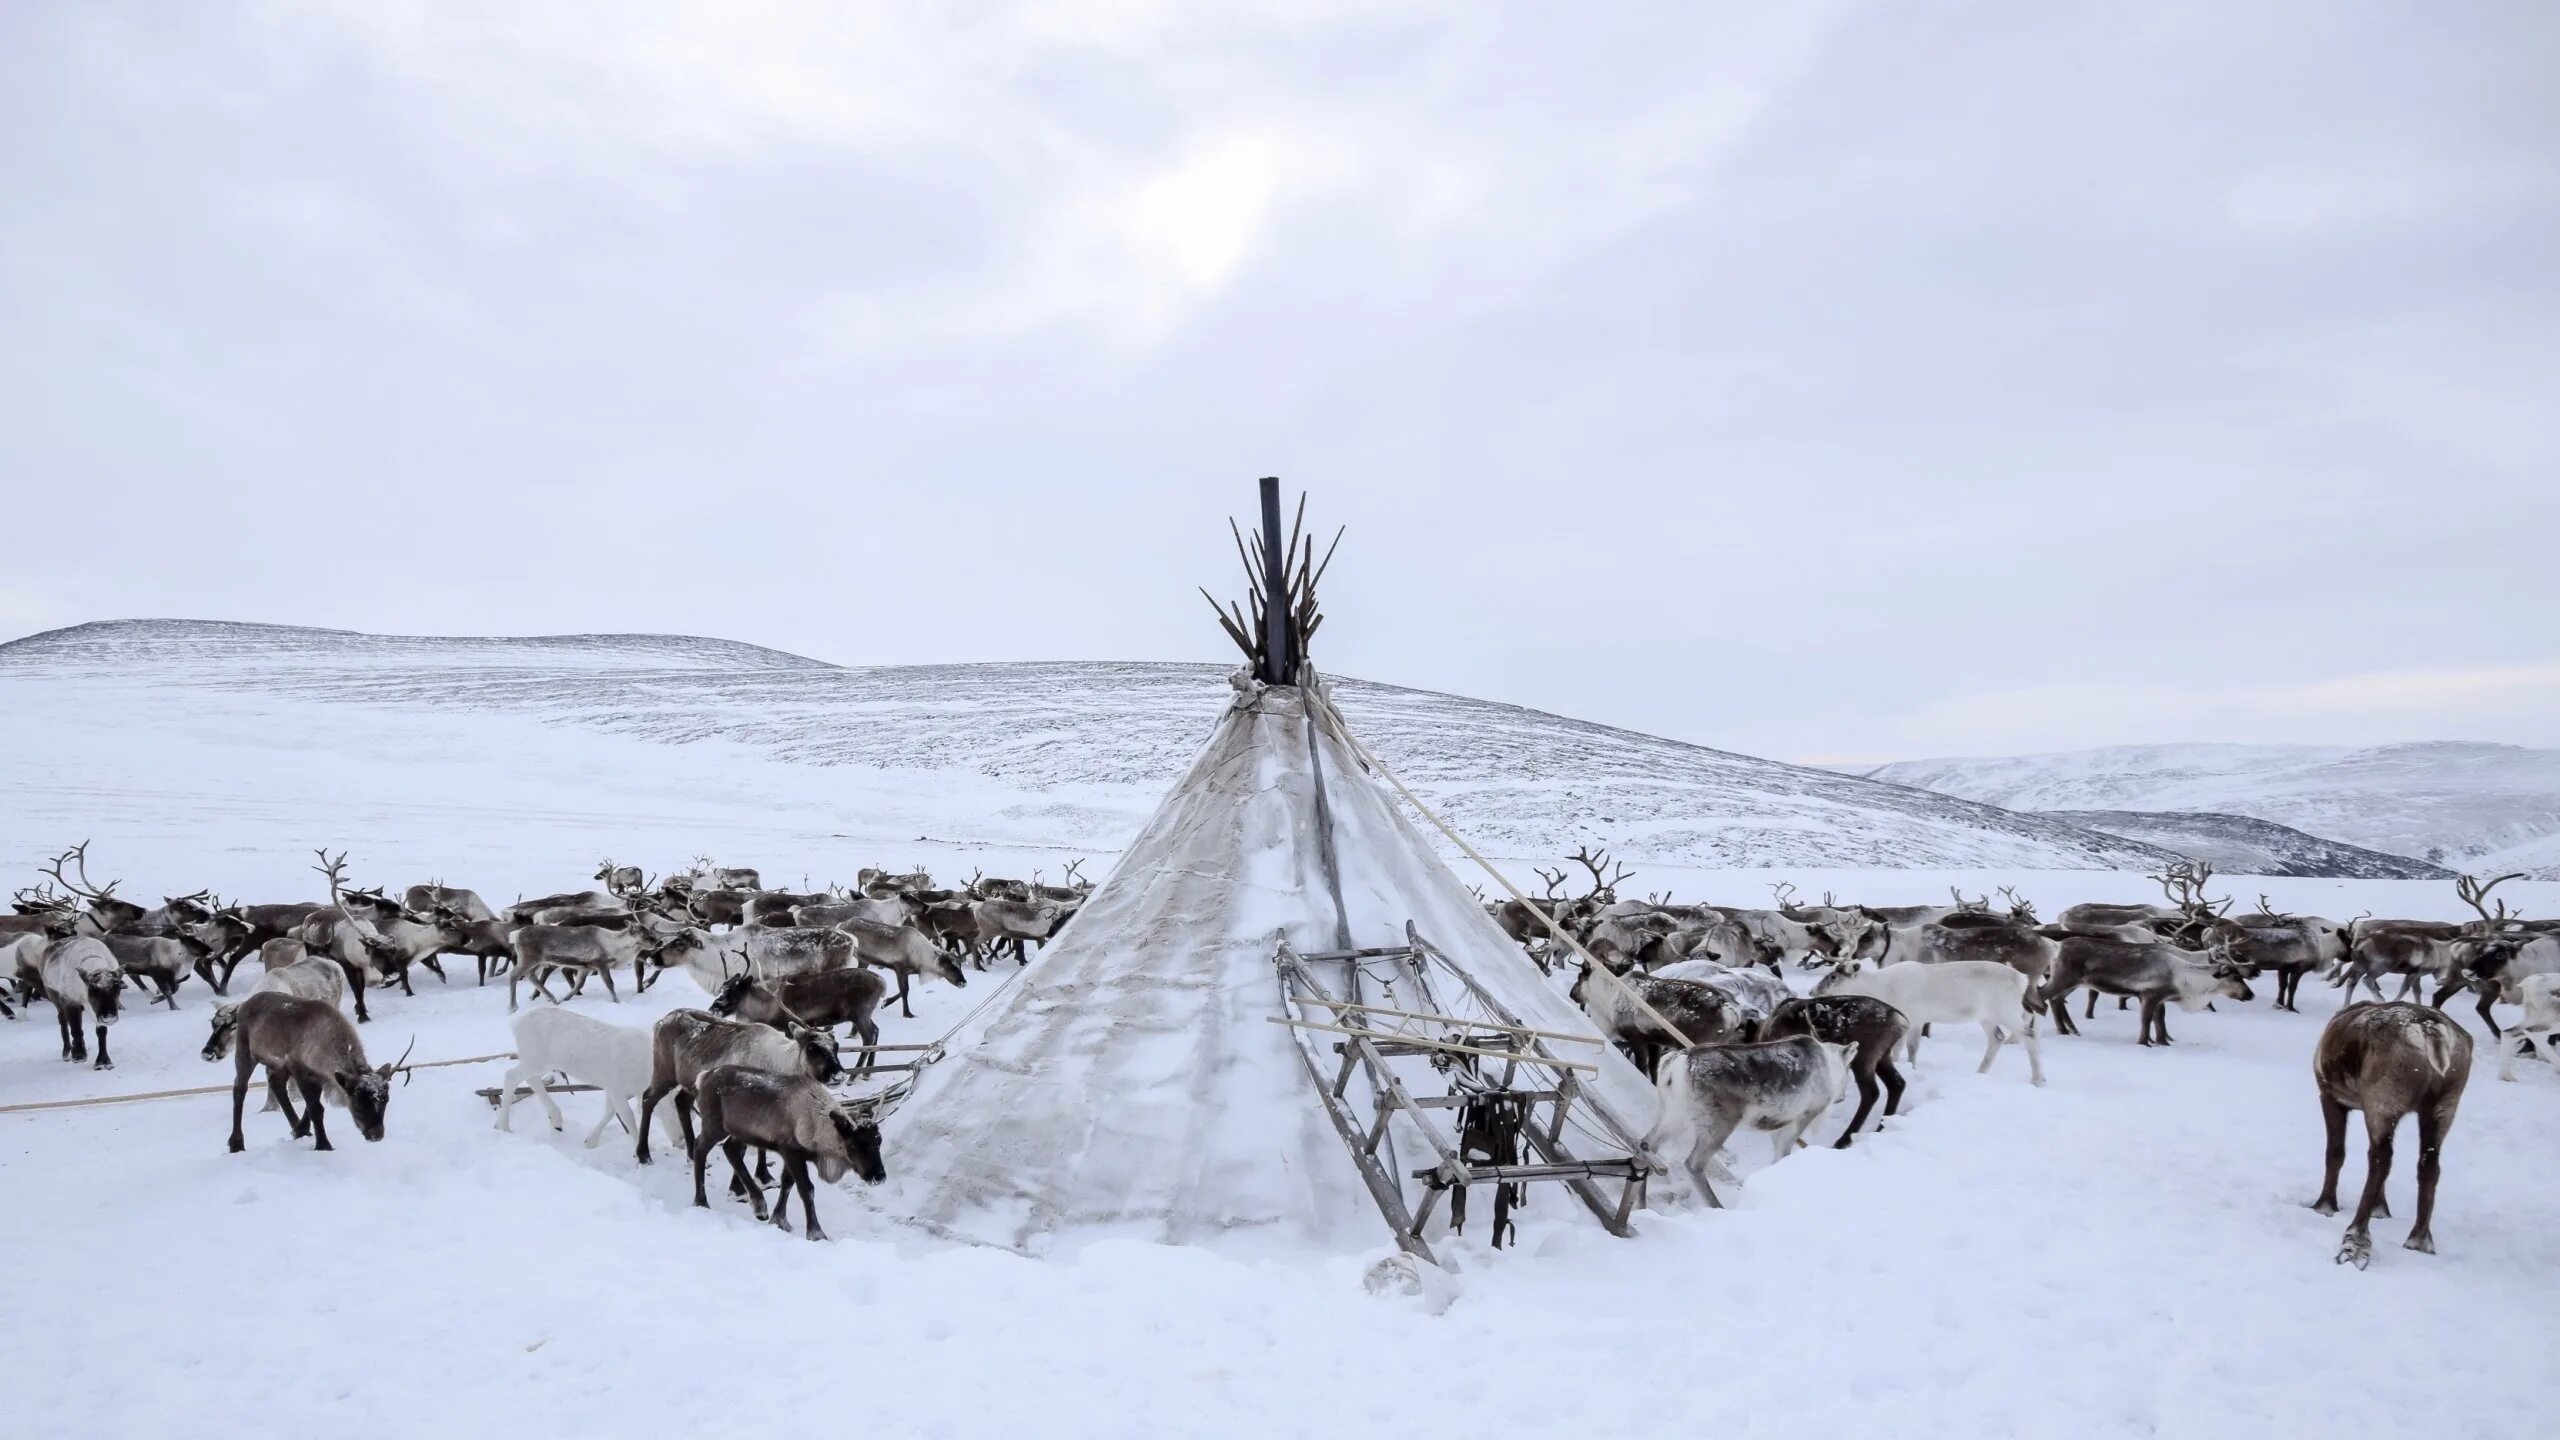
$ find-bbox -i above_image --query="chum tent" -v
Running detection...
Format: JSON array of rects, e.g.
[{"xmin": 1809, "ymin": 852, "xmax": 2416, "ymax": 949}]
[{"xmin": 873, "ymin": 485, "xmax": 1658, "ymax": 1258}]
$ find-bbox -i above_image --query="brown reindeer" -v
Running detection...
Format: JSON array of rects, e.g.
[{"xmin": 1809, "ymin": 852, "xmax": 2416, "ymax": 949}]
[{"xmin": 2309, "ymin": 1002, "xmax": 2471, "ymax": 1269}]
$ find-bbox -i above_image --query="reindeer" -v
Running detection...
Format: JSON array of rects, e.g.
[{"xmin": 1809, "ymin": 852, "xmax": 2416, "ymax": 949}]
[
  {"xmin": 404, "ymin": 882, "xmax": 493, "ymax": 924},
  {"xmin": 99, "ymin": 930, "xmax": 215, "ymax": 1008},
  {"xmin": 2309, "ymin": 1002, "xmax": 2470, "ymax": 1268},
  {"xmin": 503, "ymin": 923, "xmax": 649, "ymax": 1012},
  {"xmin": 39, "ymin": 929, "xmax": 125, "ymax": 1068},
  {"xmin": 2040, "ymin": 935, "xmax": 2253, "ymax": 1045},
  {"xmin": 494, "ymin": 1008, "xmax": 668, "ymax": 1149},
  {"xmin": 1759, "ymin": 995, "xmax": 1909, "ymax": 1146},
  {"xmin": 1644, "ymin": 1036, "xmax": 1855, "ymax": 1208},
  {"xmin": 2463, "ymin": 932, "xmax": 2560, "ymax": 1037},
  {"xmin": 37, "ymin": 841, "xmax": 143, "ymax": 935},
  {"xmin": 207, "ymin": 991, "xmax": 412, "ymax": 1153},
  {"xmin": 594, "ymin": 861, "xmax": 647, "ymax": 898},
  {"xmin": 2200, "ymin": 897, "xmax": 2346, "ymax": 1011},
  {"xmin": 506, "ymin": 890, "xmax": 623, "ymax": 925},
  {"xmin": 709, "ymin": 969, "xmax": 888, "ymax": 1074},
  {"xmin": 833, "ymin": 917, "xmax": 969, "ymax": 1017},
  {"xmin": 967, "ymin": 891, "xmax": 1070, "ymax": 958},
  {"xmin": 1813, "ymin": 959, "xmax": 2045, "ymax": 1084},
  {"xmin": 194, "ymin": 903, "xmax": 326, "ymax": 991},
  {"xmin": 633, "ymin": 1009, "xmax": 842, "ymax": 1167},
  {"xmin": 1568, "ymin": 962, "xmax": 1744, "ymax": 1078},
  {"xmin": 687, "ymin": 1066, "xmax": 885, "ymax": 1240},
  {"xmin": 2493, "ymin": 973, "xmax": 2560, "ymax": 1081}
]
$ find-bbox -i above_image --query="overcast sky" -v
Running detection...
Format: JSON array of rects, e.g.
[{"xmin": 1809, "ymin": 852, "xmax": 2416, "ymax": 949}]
[{"xmin": 4, "ymin": 2, "xmax": 2554, "ymax": 763}]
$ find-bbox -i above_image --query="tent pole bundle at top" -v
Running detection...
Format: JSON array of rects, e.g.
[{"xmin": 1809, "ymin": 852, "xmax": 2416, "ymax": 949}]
[{"xmin": 870, "ymin": 478, "xmax": 1672, "ymax": 1261}]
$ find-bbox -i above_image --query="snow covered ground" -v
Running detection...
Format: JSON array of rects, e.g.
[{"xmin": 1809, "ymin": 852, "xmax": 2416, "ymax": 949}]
[
  {"xmin": 3, "ymin": 869, "xmax": 2556, "ymax": 1439},
  {"xmin": 4, "ymin": 624, "xmax": 2557, "ymax": 1437}
]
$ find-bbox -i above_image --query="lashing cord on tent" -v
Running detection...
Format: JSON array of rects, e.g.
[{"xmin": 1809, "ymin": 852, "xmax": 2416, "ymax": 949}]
[{"xmin": 1304, "ymin": 686, "xmax": 1704, "ymax": 1053}]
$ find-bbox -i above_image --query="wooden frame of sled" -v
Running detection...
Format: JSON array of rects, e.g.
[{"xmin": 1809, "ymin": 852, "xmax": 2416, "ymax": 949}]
[{"xmin": 1274, "ymin": 922, "xmax": 1651, "ymax": 1265}]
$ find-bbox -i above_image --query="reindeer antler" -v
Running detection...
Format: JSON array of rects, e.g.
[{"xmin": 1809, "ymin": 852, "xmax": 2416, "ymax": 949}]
[
  {"xmin": 1565, "ymin": 846, "xmax": 1633, "ymax": 900},
  {"xmin": 2455, "ymin": 872, "xmax": 2526, "ymax": 928},
  {"xmin": 1951, "ymin": 886, "xmax": 1989, "ymax": 912},
  {"xmin": 41, "ymin": 840, "xmax": 119, "ymax": 903},
  {"xmin": 2148, "ymin": 860, "xmax": 2221, "ymax": 918},
  {"xmin": 1534, "ymin": 866, "xmax": 1568, "ymax": 901},
  {"xmin": 311, "ymin": 848, "xmax": 352, "ymax": 907}
]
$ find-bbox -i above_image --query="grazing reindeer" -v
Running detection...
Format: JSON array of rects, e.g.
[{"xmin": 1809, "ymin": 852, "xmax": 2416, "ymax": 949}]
[
  {"xmin": 208, "ymin": 992, "xmax": 413, "ymax": 1152},
  {"xmin": 1568, "ymin": 962, "xmax": 1744, "ymax": 1078},
  {"xmin": 1759, "ymin": 995, "xmax": 1909, "ymax": 1146},
  {"xmin": 1644, "ymin": 1036, "xmax": 1855, "ymax": 1208},
  {"xmin": 633, "ymin": 1009, "xmax": 842, "ymax": 1167},
  {"xmin": 594, "ymin": 861, "xmax": 646, "ymax": 898},
  {"xmin": 40, "ymin": 930, "xmax": 125, "ymax": 1069},
  {"xmin": 687, "ymin": 1066, "xmax": 885, "ymax": 1241},
  {"xmin": 2309, "ymin": 1002, "xmax": 2470, "ymax": 1268}
]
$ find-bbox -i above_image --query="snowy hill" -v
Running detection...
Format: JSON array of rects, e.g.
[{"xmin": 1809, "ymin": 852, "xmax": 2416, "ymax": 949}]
[
  {"xmin": 0, "ymin": 619, "xmax": 2170, "ymax": 895},
  {"xmin": 1855, "ymin": 742, "xmax": 2560, "ymax": 879},
  {"xmin": 2037, "ymin": 810, "xmax": 2454, "ymax": 881}
]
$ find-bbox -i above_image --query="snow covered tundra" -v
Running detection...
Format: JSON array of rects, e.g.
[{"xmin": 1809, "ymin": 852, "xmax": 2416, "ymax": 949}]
[
  {"xmin": 1, "ymin": 627, "xmax": 2555, "ymax": 1438},
  {"xmin": 1, "ymin": 856, "xmax": 2554, "ymax": 1440}
]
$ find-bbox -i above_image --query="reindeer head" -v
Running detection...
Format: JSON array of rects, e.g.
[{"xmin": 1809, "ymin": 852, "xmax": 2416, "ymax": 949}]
[
  {"xmin": 821, "ymin": 1108, "xmax": 887, "ymax": 1186},
  {"xmin": 339, "ymin": 1037, "xmax": 415, "ymax": 1143},
  {"xmin": 788, "ymin": 1024, "xmax": 845, "ymax": 1084},
  {"xmin": 201, "ymin": 1004, "xmax": 243, "ymax": 1061}
]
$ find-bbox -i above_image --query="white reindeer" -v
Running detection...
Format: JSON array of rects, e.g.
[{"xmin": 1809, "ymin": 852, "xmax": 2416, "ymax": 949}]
[
  {"xmin": 2498, "ymin": 973, "xmax": 2560, "ymax": 1082},
  {"xmin": 496, "ymin": 1008, "xmax": 670, "ymax": 1149},
  {"xmin": 1814, "ymin": 958, "xmax": 2046, "ymax": 1086}
]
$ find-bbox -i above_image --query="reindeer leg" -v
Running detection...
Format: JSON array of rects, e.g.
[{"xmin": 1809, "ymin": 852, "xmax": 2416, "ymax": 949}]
[
  {"xmin": 770, "ymin": 1155, "xmax": 799, "ymax": 1234},
  {"xmin": 689, "ymin": 1110, "xmax": 731, "ymax": 1208},
  {"xmin": 2474, "ymin": 986, "xmax": 2501, "ymax": 1039},
  {"xmin": 796, "ymin": 1159, "xmax": 826, "ymax": 1242},
  {"xmin": 2309, "ymin": 1095, "xmax": 2347, "ymax": 1214},
  {"xmin": 2405, "ymin": 1103, "xmax": 2449, "ymax": 1254},
  {"xmin": 2339, "ymin": 1111, "xmax": 2396, "ymax": 1267},
  {"xmin": 596, "ymin": 964, "xmax": 619, "ymax": 1004},
  {"xmin": 300, "ymin": 1076, "xmax": 332, "ymax": 1151},
  {"xmin": 229, "ymin": 1049, "xmax": 254, "ymax": 1152},
  {"xmin": 272, "ymin": 1071, "xmax": 304, "ymax": 1133},
  {"xmin": 1834, "ymin": 1063, "xmax": 1879, "ymax": 1148},
  {"xmin": 92, "ymin": 1020, "xmax": 112, "ymax": 1070},
  {"xmin": 896, "ymin": 968, "xmax": 914, "ymax": 1019},
  {"xmin": 723, "ymin": 1140, "xmax": 765, "ymax": 1219}
]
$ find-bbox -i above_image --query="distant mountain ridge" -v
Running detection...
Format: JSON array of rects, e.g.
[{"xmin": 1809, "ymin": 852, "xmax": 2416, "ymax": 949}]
[
  {"xmin": 0, "ymin": 618, "xmax": 2176, "ymax": 874},
  {"xmin": 2038, "ymin": 810, "xmax": 2454, "ymax": 881},
  {"xmin": 0, "ymin": 618, "xmax": 837, "ymax": 672},
  {"xmin": 1854, "ymin": 741, "xmax": 2560, "ymax": 879}
]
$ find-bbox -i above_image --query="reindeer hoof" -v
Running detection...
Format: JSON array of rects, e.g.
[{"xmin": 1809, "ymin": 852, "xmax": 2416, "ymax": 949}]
[
  {"xmin": 2403, "ymin": 1232, "xmax": 2435, "ymax": 1255},
  {"xmin": 92, "ymin": 1059, "xmax": 112, "ymax": 1071},
  {"xmin": 804, "ymin": 1225, "xmax": 828, "ymax": 1242},
  {"xmin": 2309, "ymin": 1199, "xmax": 2338, "ymax": 1216},
  {"xmin": 228, "ymin": 1136, "xmax": 245, "ymax": 1154},
  {"xmin": 2336, "ymin": 1236, "xmax": 2371, "ymax": 1269}
]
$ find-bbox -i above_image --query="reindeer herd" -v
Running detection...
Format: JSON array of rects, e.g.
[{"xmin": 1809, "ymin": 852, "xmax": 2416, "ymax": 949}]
[
  {"xmin": 7, "ymin": 832, "xmax": 2552, "ymax": 1262},
  {"xmin": 1504, "ymin": 849, "xmax": 2557, "ymax": 1265},
  {"xmin": 3, "ymin": 843, "xmax": 1090, "ymax": 1241}
]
